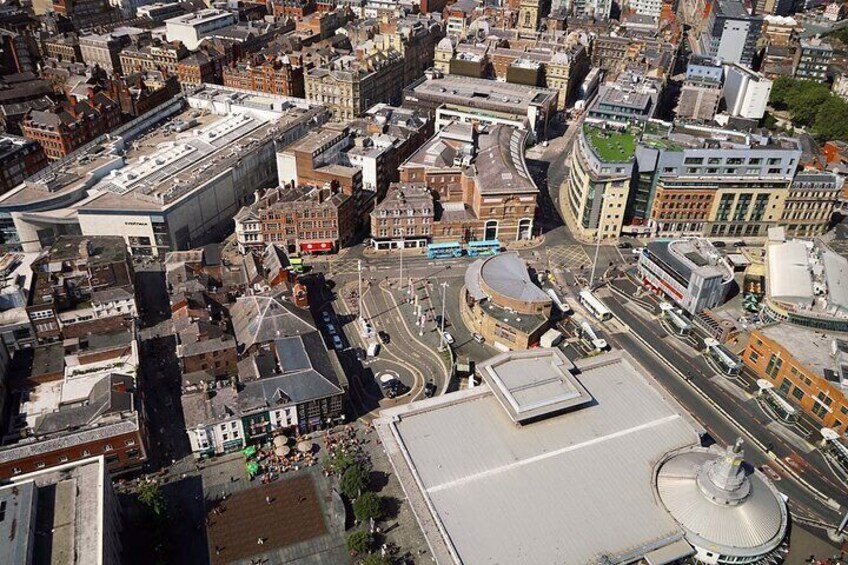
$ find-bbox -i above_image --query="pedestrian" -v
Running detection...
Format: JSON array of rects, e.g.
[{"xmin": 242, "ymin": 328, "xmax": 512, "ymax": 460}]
[
  {"xmin": 257, "ymin": 537, "xmax": 265, "ymax": 545},
  {"xmin": 266, "ymin": 496, "xmax": 272, "ymax": 505}
]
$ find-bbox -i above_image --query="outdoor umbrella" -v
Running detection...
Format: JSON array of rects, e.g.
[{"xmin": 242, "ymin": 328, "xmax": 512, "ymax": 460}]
[{"xmin": 297, "ymin": 441, "xmax": 313, "ymax": 454}]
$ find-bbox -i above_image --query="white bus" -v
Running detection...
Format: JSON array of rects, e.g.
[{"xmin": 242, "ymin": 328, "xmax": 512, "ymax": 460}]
[{"xmin": 579, "ymin": 290, "xmax": 612, "ymax": 321}]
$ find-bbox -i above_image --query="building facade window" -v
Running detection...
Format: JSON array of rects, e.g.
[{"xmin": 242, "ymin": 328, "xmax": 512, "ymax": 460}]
[{"xmin": 765, "ymin": 354, "xmax": 783, "ymax": 378}]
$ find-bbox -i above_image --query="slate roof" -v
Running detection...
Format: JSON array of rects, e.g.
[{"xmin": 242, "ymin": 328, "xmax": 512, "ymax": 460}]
[
  {"xmin": 230, "ymin": 293, "xmax": 315, "ymax": 351},
  {"xmin": 34, "ymin": 374, "xmax": 134, "ymax": 436}
]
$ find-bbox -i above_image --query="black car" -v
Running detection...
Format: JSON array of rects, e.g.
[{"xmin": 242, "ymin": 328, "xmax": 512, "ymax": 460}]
[
  {"xmin": 435, "ymin": 315, "xmax": 449, "ymax": 327},
  {"xmin": 617, "ymin": 241, "xmax": 632, "ymax": 249},
  {"xmin": 383, "ymin": 380, "xmax": 408, "ymax": 399},
  {"xmin": 712, "ymin": 240, "xmax": 727, "ymax": 248},
  {"xmin": 732, "ymin": 241, "xmax": 746, "ymax": 248},
  {"xmin": 424, "ymin": 382, "xmax": 437, "ymax": 398},
  {"xmin": 378, "ymin": 331, "xmax": 390, "ymax": 345}
]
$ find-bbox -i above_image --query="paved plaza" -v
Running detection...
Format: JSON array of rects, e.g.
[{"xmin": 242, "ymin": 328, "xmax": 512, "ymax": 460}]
[{"xmin": 203, "ymin": 461, "xmax": 348, "ymax": 565}]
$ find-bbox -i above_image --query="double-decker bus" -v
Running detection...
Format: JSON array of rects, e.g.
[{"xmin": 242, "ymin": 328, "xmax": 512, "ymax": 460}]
[
  {"xmin": 578, "ymin": 290, "xmax": 612, "ymax": 321},
  {"xmin": 466, "ymin": 239, "xmax": 501, "ymax": 257},
  {"xmin": 427, "ymin": 242, "xmax": 463, "ymax": 259}
]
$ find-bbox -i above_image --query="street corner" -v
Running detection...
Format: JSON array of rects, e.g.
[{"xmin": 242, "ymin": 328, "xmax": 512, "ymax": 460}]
[{"xmin": 504, "ymin": 234, "xmax": 546, "ymax": 251}]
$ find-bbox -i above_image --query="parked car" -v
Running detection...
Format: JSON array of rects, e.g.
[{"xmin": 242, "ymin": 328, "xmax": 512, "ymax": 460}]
[
  {"xmin": 332, "ymin": 335, "xmax": 343, "ymax": 350},
  {"xmin": 472, "ymin": 332, "xmax": 485, "ymax": 344},
  {"xmin": 424, "ymin": 381, "xmax": 437, "ymax": 398},
  {"xmin": 732, "ymin": 241, "xmax": 746, "ymax": 248},
  {"xmin": 442, "ymin": 331, "xmax": 455, "ymax": 345},
  {"xmin": 617, "ymin": 241, "xmax": 632, "ymax": 249},
  {"xmin": 321, "ymin": 311, "xmax": 332, "ymax": 323},
  {"xmin": 326, "ymin": 323, "xmax": 337, "ymax": 335},
  {"xmin": 712, "ymin": 240, "xmax": 727, "ymax": 248}
]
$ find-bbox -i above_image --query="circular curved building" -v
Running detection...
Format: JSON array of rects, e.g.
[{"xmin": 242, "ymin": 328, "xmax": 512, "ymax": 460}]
[
  {"xmin": 463, "ymin": 252, "xmax": 552, "ymax": 350},
  {"xmin": 656, "ymin": 439, "xmax": 788, "ymax": 564}
]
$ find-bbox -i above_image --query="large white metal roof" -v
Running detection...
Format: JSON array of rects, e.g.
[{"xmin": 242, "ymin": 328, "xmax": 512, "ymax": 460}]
[
  {"xmin": 657, "ymin": 446, "xmax": 788, "ymax": 558},
  {"xmin": 377, "ymin": 351, "xmax": 702, "ymax": 564},
  {"xmin": 766, "ymin": 240, "xmax": 814, "ymax": 306}
]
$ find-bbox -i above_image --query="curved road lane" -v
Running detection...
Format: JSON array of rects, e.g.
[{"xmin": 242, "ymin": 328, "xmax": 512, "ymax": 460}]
[{"xmin": 362, "ymin": 283, "xmax": 449, "ymax": 395}]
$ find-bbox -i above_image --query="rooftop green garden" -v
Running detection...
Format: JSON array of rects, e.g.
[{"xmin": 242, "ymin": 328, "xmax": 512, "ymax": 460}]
[{"xmin": 584, "ymin": 125, "xmax": 637, "ymax": 162}]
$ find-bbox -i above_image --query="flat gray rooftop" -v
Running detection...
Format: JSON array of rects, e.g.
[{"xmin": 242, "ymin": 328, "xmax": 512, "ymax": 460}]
[
  {"xmin": 377, "ymin": 350, "xmax": 702, "ymax": 564},
  {"xmin": 408, "ymin": 74, "xmax": 557, "ymax": 111},
  {"xmin": 479, "ymin": 348, "xmax": 592, "ymax": 423},
  {"xmin": 1, "ymin": 456, "xmax": 106, "ymax": 564}
]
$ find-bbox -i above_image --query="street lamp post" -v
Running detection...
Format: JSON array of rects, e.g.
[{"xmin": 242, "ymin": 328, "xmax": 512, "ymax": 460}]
[{"xmin": 439, "ymin": 281, "xmax": 449, "ymax": 350}]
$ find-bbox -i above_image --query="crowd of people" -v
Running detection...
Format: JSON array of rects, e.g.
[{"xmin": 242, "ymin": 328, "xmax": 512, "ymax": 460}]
[
  {"xmin": 321, "ymin": 424, "xmax": 372, "ymax": 477},
  {"xmin": 251, "ymin": 435, "xmax": 319, "ymax": 484}
]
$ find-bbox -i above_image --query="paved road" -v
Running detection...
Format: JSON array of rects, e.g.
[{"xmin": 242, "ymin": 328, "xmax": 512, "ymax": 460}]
[
  {"xmin": 601, "ymin": 291, "xmax": 845, "ymax": 526},
  {"xmin": 361, "ymin": 282, "xmax": 449, "ymax": 395}
]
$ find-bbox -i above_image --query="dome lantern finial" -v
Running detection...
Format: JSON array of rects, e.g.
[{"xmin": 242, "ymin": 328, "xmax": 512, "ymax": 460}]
[{"xmin": 696, "ymin": 438, "xmax": 751, "ymax": 505}]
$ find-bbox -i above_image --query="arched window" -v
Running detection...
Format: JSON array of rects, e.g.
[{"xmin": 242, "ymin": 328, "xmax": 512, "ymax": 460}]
[
  {"xmin": 517, "ymin": 218, "xmax": 532, "ymax": 240},
  {"xmin": 484, "ymin": 220, "xmax": 499, "ymax": 241}
]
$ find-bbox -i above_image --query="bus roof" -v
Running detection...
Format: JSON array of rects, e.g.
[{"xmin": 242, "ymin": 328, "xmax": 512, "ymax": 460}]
[
  {"xmin": 468, "ymin": 239, "xmax": 500, "ymax": 247},
  {"xmin": 428, "ymin": 242, "xmax": 462, "ymax": 249}
]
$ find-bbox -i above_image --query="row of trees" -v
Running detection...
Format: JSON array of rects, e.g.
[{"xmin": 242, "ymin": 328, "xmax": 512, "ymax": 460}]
[
  {"xmin": 768, "ymin": 77, "xmax": 848, "ymax": 142},
  {"xmin": 323, "ymin": 445, "xmax": 393, "ymax": 564}
]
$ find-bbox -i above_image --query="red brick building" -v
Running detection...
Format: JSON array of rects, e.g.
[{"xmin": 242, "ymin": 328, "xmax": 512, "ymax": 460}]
[
  {"xmin": 51, "ymin": 0, "xmax": 122, "ymax": 29},
  {"xmin": 269, "ymin": 0, "xmax": 316, "ymax": 19},
  {"xmin": 26, "ymin": 237, "xmax": 135, "ymax": 342},
  {"xmin": 108, "ymin": 72, "xmax": 181, "ymax": 118},
  {"xmin": 176, "ymin": 320, "xmax": 238, "ymax": 379},
  {"xmin": 0, "ymin": 331, "xmax": 147, "ymax": 480},
  {"xmin": 21, "ymin": 92, "xmax": 121, "ymax": 160},
  {"xmin": 0, "ymin": 134, "xmax": 48, "ymax": 195},
  {"xmin": 177, "ymin": 47, "xmax": 227, "ymax": 87},
  {"xmin": 223, "ymin": 54, "xmax": 305, "ymax": 98}
]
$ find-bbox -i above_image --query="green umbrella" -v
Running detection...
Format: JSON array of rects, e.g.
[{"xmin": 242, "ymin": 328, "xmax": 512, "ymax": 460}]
[
  {"xmin": 242, "ymin": 445, "xmax": 257, "ymax": 458},
  {"xmin": 246, "ymin": 461, "xmax": 260, "ymax": 476}
]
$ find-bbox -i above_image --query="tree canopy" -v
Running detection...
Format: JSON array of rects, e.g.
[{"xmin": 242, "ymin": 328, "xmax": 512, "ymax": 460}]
[
  {"xmin": 346, "ymin": 530, "xmax": 372, "ymax": 555},
  {"xmin": 769, "ymin": 77, "xmax": 848, "ymax": 142},
  {"xmin": 137, "ymin": 481, "xmax": 167, "ymax": 518},
  {"xmin": 340, "ymin": 464, "xmax": 370, "ymax": 498},
  {"xmin": 353, "ymin": 492, "xmax": 384, "ymax": 522}
]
